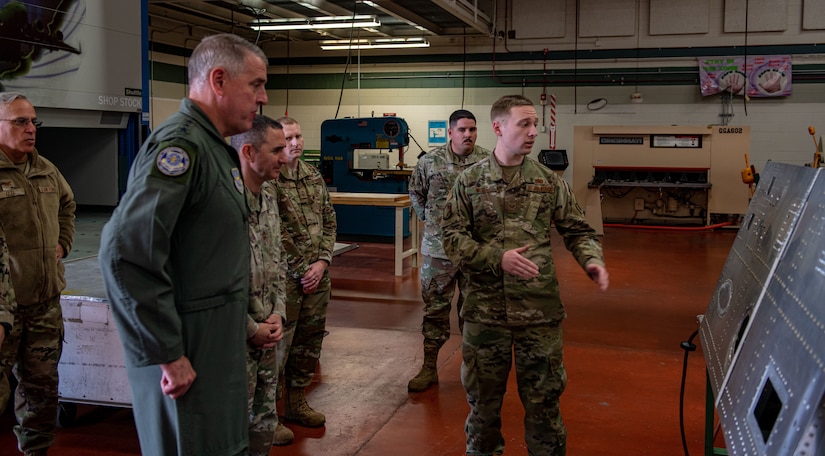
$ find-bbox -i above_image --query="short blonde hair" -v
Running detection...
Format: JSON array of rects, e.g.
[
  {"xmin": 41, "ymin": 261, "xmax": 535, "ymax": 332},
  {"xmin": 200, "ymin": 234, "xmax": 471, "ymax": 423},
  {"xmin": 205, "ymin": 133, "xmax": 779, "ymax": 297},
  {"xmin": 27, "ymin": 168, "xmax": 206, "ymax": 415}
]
[{"xmin": 490, "ymin": 95, "xmax": 534, "ymax": 123}]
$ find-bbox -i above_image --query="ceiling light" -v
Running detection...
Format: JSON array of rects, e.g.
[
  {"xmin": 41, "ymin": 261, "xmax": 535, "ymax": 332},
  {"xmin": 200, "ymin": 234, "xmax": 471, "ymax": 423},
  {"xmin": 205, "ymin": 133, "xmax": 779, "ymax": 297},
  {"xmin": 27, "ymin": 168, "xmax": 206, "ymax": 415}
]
[
  {"xmin": 250, "ymin": 15, "xmax": 380, "ymax": 31},
  {"xmin": 320, "ymin": 37, "xmax": 430, "ymax": 50}
]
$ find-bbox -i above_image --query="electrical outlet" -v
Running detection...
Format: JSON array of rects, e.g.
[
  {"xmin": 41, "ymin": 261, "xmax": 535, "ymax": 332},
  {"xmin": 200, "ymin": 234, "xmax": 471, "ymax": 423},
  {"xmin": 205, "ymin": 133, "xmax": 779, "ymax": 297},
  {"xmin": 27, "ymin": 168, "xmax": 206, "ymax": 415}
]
[{"xmin": 634, "ymin": 198, "xmax": 645, "ymax": 211}]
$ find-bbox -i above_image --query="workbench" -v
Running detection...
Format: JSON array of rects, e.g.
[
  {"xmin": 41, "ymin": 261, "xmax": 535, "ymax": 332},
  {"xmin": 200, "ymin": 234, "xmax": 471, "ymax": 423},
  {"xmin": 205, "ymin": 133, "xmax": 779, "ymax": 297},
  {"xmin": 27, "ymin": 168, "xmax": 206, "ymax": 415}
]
[{"xmin": 329, "ymin": 192, "xmax": 419, "ymax": 276}]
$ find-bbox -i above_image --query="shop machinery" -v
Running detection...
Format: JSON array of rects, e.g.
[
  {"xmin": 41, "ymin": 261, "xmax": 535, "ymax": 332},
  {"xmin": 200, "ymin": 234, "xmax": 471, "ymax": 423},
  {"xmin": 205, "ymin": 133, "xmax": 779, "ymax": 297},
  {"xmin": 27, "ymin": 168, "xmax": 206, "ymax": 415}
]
[{"xmin": 321, "ymin": 116, "xmax": 412, "ymax": 237}]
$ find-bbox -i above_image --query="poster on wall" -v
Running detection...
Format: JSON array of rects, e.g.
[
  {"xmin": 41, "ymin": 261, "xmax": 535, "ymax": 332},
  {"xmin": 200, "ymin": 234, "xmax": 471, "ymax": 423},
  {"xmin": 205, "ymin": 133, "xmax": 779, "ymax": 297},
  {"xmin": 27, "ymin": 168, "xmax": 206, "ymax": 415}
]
[
  {"xmin": 698, "ymin": 55, "xmax": 792, "ymax": 97},
  {"xmin": 428, "ymin": 120, "xmax": 447, "ymax": 147},
  {"xmin": 0, "ymin": 0, "xmax": 142, "ymax": 112}
]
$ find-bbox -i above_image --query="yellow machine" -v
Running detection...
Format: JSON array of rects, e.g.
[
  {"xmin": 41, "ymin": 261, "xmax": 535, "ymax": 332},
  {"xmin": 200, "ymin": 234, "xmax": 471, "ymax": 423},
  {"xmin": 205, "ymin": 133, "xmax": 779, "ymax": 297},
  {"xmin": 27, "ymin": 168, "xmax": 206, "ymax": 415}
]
[{"xmin": 573, "ymin": 125, "xmax": 752, "ymax": 232}]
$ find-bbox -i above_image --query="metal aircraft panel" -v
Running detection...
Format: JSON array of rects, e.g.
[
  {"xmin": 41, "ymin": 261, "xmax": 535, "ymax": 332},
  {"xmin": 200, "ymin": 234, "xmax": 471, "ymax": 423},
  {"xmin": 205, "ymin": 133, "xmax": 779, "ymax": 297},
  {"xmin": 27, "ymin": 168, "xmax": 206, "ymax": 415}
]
[
  {"xmin": 716, "ymin": 169, "xmax": 825, "ymax": 455},
  {"xmin": 700, "ymin": 162, "xmax": 818, "ymax": 398}
]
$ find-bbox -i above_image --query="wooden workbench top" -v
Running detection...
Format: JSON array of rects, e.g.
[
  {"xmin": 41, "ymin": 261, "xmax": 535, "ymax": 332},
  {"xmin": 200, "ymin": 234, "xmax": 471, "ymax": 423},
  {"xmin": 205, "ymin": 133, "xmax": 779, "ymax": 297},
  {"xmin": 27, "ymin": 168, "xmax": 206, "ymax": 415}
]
[{"xmin": 329, "ymin": 192, "xmax": 411, "ymax": 207}]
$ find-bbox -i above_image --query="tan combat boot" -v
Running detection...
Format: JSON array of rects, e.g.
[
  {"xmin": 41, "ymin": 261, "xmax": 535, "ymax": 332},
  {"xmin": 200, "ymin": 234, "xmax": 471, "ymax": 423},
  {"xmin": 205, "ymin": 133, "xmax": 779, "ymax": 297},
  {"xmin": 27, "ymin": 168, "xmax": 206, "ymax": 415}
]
[
  {"xmin": 407, "ymin": 348, "xmax": 439, "ymax": 392},
  {"xmin": 272, "ymin": 422, "xmax": 294, "ymax": 446},
  {"xmin": 284, "ymin": 387, "xmax": 326, "ymax": 427}
]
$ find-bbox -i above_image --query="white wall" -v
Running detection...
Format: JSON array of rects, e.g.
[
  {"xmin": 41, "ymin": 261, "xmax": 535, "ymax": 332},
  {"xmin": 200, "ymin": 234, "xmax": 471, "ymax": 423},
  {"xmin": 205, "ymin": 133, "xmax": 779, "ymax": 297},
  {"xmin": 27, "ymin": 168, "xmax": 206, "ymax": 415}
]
[
  {"xmin": 146, "ymin": 0, "xmax": 825, "ymax": 188},
  {"xmin": 151, "ymin": 84, "xmax": 824, "ymax": 188}
]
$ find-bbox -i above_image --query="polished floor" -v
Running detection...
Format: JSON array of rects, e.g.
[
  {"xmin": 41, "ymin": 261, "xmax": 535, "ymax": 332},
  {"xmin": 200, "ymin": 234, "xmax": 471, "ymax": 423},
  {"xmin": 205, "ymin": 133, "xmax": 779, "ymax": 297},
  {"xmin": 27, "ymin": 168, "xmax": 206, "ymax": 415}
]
[{"xmin": 0, "ymin": 224, "xmax": 735, "ymax": 455}]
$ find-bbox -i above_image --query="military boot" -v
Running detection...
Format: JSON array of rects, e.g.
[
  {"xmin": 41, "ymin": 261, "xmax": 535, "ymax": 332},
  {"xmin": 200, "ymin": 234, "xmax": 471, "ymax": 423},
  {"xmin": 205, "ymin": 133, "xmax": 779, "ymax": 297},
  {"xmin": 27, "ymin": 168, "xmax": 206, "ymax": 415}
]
[
  {"xmin": 284, "ymin": 387, "xmax": 326, "ymax": 427},
  {"xmin": 407, "ymin": 348, "xmax": 439, "ymax": 392},
  {"xmin": 272, "ymin": 422, "xmax": 294, "ymax": 446}
]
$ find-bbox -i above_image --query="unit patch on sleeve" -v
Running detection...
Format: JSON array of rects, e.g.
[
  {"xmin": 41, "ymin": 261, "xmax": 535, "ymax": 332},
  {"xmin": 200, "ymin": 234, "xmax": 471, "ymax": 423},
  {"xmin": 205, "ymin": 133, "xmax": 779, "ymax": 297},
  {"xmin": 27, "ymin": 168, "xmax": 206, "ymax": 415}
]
[{"xmin": 156, "ymin": 146, "xmax": 191, "ymax": 176}]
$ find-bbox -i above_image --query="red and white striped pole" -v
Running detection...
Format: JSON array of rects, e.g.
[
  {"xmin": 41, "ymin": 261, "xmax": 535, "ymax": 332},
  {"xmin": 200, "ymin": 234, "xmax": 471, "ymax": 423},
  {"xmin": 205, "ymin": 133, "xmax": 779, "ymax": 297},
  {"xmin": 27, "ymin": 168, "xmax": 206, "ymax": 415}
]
[{"xmin": 549, "ymin": 93, "xmax": 557, "ymax": 150}]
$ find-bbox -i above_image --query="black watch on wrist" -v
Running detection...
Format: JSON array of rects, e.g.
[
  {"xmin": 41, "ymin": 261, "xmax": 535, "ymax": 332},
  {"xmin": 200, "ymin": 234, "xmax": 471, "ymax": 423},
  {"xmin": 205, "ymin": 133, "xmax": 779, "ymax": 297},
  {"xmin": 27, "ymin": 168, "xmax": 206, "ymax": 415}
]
[{"xmin": 0, "ymin": 322, "xmax": 11, "ymax": 337}]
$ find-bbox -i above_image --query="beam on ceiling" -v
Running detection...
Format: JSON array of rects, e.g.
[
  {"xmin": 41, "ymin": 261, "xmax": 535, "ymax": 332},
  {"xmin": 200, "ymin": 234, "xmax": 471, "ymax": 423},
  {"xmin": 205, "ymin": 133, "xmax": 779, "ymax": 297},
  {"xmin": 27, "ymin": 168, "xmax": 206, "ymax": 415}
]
[
  {"xmin": 429, "ymin": 0, "xmax": 492, "ymax": 36},
  {"xmin": 360, "ymin": 0, "xmax": 442, "ymax": 35},
  {"xmin": 285, "ymin": 0, "xmax": 354, "ymax": 16}
]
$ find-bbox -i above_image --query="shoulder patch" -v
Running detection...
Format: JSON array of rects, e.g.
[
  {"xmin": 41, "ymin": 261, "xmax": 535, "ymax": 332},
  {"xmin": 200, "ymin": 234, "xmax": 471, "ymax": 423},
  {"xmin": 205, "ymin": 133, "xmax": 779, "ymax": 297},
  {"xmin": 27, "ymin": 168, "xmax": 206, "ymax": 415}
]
[
  {"xmin": 231, "ymin": 168, "xmax": 244, "ymax": 194},
  {"xmin": 156, "ymin": 146, "xmax": 191, "ymax": 177}
]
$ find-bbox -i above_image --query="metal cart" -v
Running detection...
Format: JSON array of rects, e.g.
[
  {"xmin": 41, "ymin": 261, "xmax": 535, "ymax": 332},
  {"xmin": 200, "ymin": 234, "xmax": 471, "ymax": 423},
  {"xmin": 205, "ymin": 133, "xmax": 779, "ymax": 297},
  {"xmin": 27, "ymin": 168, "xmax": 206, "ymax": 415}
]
[
  {"xmin": 55, "ymin": 243, "xmax": 358, "ymax": 425},
  {"xmin": 57, "ymin": 256, "xmax": 131, "ymax": 426}
]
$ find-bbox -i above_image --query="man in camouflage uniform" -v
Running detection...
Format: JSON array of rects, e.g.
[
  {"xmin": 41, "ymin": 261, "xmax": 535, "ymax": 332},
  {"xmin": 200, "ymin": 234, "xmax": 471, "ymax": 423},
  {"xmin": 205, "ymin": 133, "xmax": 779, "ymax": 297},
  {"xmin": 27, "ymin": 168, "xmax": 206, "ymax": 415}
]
[
  {"xmin": 231, "ymin": 115, "xmax": 292, "ymax": 453},
  {"xmin": 0, "ymin": 91, "xmax": 76, "ymax": 456},
  {"xmin": 0, "ymin": 225, "xmax": 15, "ymax": 358},
  {"xmin": 442, "ymin": 95, "xmax": 609, "ymax": 456},
  {"xmin": 407, "ymin": 109, "xmax": 490, "ymax": 392},
  {"xmin": 275, "ymin": 117, "xmax": 337, "ymax": 429}
]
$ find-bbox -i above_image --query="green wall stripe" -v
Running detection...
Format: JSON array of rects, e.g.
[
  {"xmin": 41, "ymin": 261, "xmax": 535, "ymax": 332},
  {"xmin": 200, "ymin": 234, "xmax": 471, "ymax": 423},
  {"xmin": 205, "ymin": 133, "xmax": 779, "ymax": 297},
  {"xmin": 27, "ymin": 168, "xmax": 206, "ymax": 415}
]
[
  {"xmin": 148, "ymin": 61, "xmax": 825, "ymax": 89},
  {"xmin": 149, "ymin": 41, "xmax": 825, "ymax": 65}
]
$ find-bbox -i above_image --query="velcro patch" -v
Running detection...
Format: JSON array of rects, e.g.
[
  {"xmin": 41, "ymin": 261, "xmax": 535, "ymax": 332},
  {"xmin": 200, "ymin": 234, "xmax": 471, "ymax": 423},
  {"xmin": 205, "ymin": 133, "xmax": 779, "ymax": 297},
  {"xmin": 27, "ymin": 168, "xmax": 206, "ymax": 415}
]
[{"xmin": 156, "ymin": 146, "xmax": 191, "ymax": 177}]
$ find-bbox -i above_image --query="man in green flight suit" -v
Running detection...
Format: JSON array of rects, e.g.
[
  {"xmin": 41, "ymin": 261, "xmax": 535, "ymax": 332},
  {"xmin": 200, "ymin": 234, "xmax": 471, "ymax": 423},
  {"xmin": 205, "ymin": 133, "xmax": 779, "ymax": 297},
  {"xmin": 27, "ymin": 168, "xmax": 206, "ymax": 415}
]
[
  {"xmin": 98, "ymin": 34, "xmax": 269, "ymax": 456},
  {"xmin": 442, "ymin": 94, "xmax": 609, "ymax": 456}
]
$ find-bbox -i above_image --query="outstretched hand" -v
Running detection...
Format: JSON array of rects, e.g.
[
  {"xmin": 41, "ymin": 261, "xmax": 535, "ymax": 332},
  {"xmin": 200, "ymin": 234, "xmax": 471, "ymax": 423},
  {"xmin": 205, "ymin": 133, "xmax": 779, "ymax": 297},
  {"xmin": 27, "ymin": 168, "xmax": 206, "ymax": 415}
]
[{"xmin": 586, "ymin": 263, "xmax": 609, "ymax": 292}]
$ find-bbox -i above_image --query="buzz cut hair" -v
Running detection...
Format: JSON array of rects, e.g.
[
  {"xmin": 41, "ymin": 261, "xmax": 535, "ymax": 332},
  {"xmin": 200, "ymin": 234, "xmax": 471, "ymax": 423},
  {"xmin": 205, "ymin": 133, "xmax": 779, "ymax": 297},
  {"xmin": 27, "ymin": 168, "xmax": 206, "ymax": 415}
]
[
  {"xmin": 490, "ymin": 95, "xmax": 534, "ymax": 123},
  {"xmin": 230, "ymin": 115, "xmax": 282, "ymax": 152},
  {"xmin": 449, "ymin": 109, "xmax": 476, "ymax": 128},
  {"xmin": 188, "ymin": 34, "xmax": 267, "ymax": 89},
  {"xmin": 276, "ymin": 116, "xmax": 299, "ymax": 127}
]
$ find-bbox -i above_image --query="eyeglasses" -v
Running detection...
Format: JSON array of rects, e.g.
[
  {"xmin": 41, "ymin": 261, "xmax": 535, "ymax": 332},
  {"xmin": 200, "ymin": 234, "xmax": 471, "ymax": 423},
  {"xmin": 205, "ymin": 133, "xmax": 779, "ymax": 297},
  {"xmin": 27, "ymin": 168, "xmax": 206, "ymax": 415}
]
[{"xmin": 1, "ymin": 118, "xmax": 43, "ymax": 128}]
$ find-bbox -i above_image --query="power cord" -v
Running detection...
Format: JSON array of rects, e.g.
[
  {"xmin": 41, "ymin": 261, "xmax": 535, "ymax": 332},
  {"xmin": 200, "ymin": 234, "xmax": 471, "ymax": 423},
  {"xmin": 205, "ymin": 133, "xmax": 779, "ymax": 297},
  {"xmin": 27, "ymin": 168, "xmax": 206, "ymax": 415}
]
[{"xmin": 680, "ymin": 329, "xmax": 699, "ymax": 456}]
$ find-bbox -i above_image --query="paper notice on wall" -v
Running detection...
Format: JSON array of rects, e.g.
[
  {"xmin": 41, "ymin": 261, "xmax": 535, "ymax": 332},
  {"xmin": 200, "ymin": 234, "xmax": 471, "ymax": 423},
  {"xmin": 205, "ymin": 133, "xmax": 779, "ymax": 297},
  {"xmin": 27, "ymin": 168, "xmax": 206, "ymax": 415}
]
[{"xmin": 698, "ymin": 55, "xmax": 792, "ymax": 97}]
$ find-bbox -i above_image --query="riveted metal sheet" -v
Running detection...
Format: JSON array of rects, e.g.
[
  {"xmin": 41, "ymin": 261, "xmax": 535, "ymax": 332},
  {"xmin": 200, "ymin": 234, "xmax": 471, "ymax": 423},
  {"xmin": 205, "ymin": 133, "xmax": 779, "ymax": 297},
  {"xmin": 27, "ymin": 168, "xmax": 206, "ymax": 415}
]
[
  {"xmin": 700, "ymin": 162, "xmax": 819, "ymax": 398},
  {"xmin": 716, "ymin": 169, "xmax": 825, "ymax": 455},
  {"xmin": 700, "ymin": 162, "xmax": 825, "ymax": 455}
]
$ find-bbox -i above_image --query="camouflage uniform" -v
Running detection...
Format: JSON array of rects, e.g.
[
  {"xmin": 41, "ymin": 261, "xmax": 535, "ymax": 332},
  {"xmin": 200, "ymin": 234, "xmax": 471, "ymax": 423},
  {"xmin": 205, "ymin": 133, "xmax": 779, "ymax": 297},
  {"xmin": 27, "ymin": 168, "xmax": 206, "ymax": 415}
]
[
  {"xmin": 0, "ymin": 147, "xmax": 75, "ymax": 455},
  {"xmin": 442, "ymin": 156, "xmax": 604, "ymax": 456},
  {"xmin": 245, "ymin": 182, "xmax": 287, "ymax": 456},
  {"xmin": 409, "ymin": 142, "xmax": 489, "ymax": 351},
  {"xmin": 0, "ymin": 226, "xmax": 15, "ymax": 348},
  {"xmin": 276, "ymin": 160, "xmax": 336, "ymax": 390}
]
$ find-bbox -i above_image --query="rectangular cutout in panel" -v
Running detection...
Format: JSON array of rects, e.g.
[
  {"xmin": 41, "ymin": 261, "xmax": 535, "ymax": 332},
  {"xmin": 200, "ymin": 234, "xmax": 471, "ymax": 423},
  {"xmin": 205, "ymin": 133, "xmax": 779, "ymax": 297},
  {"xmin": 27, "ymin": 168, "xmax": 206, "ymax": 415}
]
[
  {"xmin": 724, "ymin": 0, "xmax": 789, "ymax": 32},
  {"xmin": 715, "ymin": 167, "xmax": 825, "ymax": 455},
  {"xmin": 753, "ymin": 377, "xmax": 782, "ymax": 443},
  {"xmin": 512, "ymin": 0, "xmax": 565, "ymax": 38},
  {"xmin": 579, "ymin": 0, "xmax": 636, "ymax": 37},
  {"xmin": 650, "ymin": 0, "xmax": 709, "ymax": 35},
  {"xmin": 803, "ymin": 0, "xmax": 825, "ymax": 30},
  {"xmin": 700, "ymin": 163, "xmax": 819, "ymax": 399}
]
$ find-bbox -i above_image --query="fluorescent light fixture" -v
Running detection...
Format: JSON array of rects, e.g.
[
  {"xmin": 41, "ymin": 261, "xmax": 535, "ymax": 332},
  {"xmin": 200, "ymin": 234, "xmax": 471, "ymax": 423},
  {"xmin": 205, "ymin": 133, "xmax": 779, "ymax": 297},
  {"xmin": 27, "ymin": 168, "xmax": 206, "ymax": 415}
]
[
  {"xmin": 250, "ymin": 15, "xmax": 380, "ymax": 31},
  {"xmin": 320, "ymin": 37, "xmax": 430, "ymax": 50}
]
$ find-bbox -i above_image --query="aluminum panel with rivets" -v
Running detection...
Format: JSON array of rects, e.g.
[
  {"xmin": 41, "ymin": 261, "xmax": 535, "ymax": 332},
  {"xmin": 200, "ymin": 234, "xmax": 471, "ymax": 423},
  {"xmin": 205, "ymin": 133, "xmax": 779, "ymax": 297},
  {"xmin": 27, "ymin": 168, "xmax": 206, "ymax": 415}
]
[
  {"xmin": 700, "ymin": 162, "xmax": 819, "ymax": 399},
  {"xmin": 715, "ymin": 168, "xmax": 825, "ymax": 455}
]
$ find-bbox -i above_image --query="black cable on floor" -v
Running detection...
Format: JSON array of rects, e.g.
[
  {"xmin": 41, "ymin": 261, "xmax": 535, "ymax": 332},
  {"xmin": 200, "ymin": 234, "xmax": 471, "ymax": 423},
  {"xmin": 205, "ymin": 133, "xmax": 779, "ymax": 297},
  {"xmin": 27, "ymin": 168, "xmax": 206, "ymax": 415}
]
[{"xmin": 680, "ymin": 329, "xmax": 699, "ymax": 456}]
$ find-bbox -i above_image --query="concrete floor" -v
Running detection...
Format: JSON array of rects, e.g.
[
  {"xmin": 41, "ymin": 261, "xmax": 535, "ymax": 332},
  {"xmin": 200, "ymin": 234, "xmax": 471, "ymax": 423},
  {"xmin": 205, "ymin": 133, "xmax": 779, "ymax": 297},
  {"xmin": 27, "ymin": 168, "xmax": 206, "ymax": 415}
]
[{"xmin": 0, "ymin": 221, "xmax": 735, "ymax": 455}]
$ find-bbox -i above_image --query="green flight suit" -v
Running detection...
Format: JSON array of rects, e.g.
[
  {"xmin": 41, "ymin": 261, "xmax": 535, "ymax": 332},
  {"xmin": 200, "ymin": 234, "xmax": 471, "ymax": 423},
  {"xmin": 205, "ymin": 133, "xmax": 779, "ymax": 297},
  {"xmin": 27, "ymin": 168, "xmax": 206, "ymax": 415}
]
[{"xmin": 99, "ymin": 98, "xmax": 251, "ymax": 456}]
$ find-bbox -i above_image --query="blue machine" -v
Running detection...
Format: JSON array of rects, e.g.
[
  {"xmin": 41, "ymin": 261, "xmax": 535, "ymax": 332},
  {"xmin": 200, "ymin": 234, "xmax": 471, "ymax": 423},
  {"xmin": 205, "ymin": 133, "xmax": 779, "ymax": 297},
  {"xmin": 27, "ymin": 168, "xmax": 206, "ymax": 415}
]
[{"xmin": 321, "ymin": 116, "xmax": 412, "ymax": 237}]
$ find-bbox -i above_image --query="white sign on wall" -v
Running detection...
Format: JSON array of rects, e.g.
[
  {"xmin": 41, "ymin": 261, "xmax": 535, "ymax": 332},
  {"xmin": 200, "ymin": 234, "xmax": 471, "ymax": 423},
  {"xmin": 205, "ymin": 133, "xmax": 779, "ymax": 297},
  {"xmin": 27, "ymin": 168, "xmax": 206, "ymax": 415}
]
[{"xmin": 428, "ymin": 120, "xmax": 447, "ymax": 147}]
